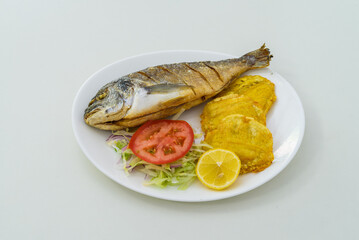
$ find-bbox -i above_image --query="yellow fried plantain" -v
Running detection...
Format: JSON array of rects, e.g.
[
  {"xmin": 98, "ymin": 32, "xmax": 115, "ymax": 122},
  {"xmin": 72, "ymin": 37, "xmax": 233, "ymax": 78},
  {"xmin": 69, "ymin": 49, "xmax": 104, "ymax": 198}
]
[
  {"xmin": 201, "ymin": 95, "xmax": 266, "ymax": 134},
  {"xmin": 217, "ymin": 75, "xmax": 276, "ymax": 115},
  {"xmin": 204, "ymin": 114, "xmax": 274, "ymax": 174}
]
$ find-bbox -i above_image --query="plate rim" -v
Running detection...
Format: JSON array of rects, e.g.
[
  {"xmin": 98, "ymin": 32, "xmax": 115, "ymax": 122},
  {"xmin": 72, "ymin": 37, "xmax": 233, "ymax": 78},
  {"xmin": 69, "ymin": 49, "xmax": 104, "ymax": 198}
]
[{"xmin": 72, "ymin": 49, "xmax": 305, "ymax": 202}]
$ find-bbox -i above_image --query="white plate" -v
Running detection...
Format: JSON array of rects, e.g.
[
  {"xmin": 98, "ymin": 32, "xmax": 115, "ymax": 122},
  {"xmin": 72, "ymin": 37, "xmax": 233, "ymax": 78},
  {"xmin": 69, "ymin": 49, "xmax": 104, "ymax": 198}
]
[{"xmin": 72, "ymin": 50, "xmax": 305, "ymax": 202}]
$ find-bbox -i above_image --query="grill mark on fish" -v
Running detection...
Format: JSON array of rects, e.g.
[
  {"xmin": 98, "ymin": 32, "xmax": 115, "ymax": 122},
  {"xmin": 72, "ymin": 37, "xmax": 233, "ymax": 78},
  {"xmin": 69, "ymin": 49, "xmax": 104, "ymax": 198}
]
[
  {"xmin": 157, "ymin": 66, "xmax": 173, "ymax": 75},
  {"xmin": 128, "ymin": 72, "xmax": 156, "ymax": 86},
  {"xmin": 202, "ymin": 62, "xmax": 224, "ymax": 83},
  {"xmin": 158, "ymin": 66, "xmax": 197, "ymax": 96},
  {"xmin": 138, "ymin": 71, "xmax": 161, "ymax": 83},
  {"xmin": 183, "ymin": 63, "xmax": 215, "ymax": 91}
]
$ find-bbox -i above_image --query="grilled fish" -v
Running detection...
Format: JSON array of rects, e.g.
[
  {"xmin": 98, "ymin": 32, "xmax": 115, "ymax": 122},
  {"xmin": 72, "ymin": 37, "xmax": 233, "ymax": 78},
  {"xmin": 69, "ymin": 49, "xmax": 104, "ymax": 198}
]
[{"xmin": 84, "ymin": 45, "xmax": 272, "ymax": 130}]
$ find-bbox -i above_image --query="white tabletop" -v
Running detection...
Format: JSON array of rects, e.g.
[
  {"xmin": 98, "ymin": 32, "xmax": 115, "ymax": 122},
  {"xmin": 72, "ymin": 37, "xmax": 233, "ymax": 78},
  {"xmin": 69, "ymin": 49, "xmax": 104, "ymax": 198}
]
[{"xmin": 1, "ymin": 0, "xmax": 358, "ymax": 239}]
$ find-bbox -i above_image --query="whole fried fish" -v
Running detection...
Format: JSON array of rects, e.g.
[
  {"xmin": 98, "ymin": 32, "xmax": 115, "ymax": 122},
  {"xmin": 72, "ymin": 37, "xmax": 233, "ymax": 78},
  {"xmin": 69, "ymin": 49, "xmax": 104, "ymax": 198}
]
[{"xmin": 84, "ymin": 45, "xmax": 272, "ymax": 130}]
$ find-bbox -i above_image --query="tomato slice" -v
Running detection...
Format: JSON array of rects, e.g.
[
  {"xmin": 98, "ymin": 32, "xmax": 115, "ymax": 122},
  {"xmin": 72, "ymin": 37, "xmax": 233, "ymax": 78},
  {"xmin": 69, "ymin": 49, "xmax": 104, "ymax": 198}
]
[{"xmin": 129, "ymin": 120, "xmax": 194, "ymax": 164}]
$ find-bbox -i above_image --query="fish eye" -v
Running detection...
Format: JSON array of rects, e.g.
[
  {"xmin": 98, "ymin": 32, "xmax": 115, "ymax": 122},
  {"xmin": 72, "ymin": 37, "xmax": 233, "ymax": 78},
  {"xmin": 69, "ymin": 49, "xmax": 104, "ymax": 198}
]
[
  {"xmin": 88, "ymin": 98, "xmax": 96, "ymax": 106},
  {"xmin": 96, "ymin": 92, "xmax": 107, "ymax": 101}
]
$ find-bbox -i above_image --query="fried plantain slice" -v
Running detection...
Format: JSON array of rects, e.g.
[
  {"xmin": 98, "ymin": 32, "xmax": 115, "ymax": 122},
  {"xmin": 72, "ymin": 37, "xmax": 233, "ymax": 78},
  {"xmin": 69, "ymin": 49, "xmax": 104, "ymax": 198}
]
[
  {"xmin": 201, "ymin": 95, "xmax": 266, "ymax": 134},
  {"xmin": 204, "ymin": 114, "xmax": 274, "ymax": 174},
  {"xmin": 217, "ymin": 75, "xmax": 276, "ymax": 115}
]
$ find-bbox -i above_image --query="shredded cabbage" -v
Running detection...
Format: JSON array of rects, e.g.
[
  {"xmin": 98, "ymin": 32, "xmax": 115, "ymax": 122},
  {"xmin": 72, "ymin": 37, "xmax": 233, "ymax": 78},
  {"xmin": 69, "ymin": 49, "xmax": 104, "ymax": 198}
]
[
  {"xmin": 171, "ymin": 108, "xmax": 186, "ymax": 120},
  {"xmin": 106, "ymin": 131, "xmax": 212, "ymax": 190},
  {"xmin": 112, "ymin": 128, "xmax": 135, "ymax": 136}
]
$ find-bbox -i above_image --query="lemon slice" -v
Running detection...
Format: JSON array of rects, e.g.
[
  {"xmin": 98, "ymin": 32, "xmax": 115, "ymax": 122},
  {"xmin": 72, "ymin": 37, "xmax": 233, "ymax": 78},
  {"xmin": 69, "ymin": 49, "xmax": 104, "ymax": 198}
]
[{"xmin": 196, "ymin": 149, "xmax": 241, "ymax": 190}]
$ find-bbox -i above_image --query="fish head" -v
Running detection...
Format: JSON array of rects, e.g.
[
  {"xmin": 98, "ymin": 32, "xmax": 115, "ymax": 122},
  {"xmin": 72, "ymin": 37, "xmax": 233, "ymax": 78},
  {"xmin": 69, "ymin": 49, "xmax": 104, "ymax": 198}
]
[{"xmin": 84, "ymin": 79, "xmax": 133, "ymax": 127}]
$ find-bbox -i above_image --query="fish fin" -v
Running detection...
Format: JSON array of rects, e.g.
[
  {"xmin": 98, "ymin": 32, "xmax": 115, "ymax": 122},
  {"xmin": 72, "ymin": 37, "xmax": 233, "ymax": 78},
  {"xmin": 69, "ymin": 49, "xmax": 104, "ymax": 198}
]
[
  {"xmin": 144, "ymin": 83, "xmax": 193, "ymax": 94},
  {"xmin": 241, "ymin": 44, "xmax": 273, "ymax": 68}
]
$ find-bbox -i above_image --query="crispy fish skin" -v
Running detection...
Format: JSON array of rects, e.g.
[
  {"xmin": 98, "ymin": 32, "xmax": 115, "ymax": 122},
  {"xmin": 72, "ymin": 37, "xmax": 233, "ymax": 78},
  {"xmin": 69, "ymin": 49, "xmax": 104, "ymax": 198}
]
[
  {"xmin": 84, "ymin": 45, "xmax": 272, "ymax": 130},
  {"xmin": 204, "ymin": 114, "xmax": 274, "ymax": 174},
  {"xmin": 201, "ymin": 95, "xmax": 266, "ymax": 133},
  {"xmin": 217, "ymin": 75, "xmax": 276, "ymax": 115}
]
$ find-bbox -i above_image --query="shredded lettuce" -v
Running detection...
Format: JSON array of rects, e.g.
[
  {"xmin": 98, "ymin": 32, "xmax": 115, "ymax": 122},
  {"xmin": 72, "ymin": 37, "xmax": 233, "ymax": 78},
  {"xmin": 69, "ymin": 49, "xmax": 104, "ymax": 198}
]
[
  {"xmin": 122, "ymin": 149, "xmax": 133, "ymax": 161},
  {"xmin": 106, "ymin": 131, "xmax": 212, "ymax": 190},
  {"xmin": 116, "ymin": 140, "xmax": 127, "ymax": 151},
  {"xmin": 171, "ymin": 108, "xmax": 186, "ymax": 120},
  {"xmin": 112, "ymin": 129, "xmax": 135, "ymax": 136}
]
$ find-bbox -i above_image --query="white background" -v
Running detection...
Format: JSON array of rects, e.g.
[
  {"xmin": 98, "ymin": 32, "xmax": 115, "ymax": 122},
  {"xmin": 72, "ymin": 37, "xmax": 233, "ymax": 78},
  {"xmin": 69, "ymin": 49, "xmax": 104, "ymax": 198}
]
[{"xmin": 1, "ymin": 0, "xmax": 358, "ymax": 239}]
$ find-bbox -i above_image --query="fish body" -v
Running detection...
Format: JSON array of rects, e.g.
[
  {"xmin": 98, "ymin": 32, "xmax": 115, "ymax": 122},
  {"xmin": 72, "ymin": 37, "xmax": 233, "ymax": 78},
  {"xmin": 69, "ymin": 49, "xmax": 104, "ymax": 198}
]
[{"xmin": 84, "ymin": 45, "xmax": 272, "ymax": 130}]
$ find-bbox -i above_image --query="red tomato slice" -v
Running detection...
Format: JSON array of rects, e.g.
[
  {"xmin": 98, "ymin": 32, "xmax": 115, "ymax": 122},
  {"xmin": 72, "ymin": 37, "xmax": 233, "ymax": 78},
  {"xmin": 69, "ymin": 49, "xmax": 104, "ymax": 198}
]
[{"xmin": 129, "ymin": 120, "xmax": 194, "ymax": 164}]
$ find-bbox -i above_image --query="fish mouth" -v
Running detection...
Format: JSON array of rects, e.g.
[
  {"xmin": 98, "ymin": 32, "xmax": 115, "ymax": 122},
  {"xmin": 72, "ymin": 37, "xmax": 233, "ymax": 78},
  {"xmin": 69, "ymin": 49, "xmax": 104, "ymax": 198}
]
[
  {"xmin": 84, "ymin": 108, "xmax": 100, "ymax": 123},
  {"xmin": 84, "ymin": 100, "xmax": 130, "ymax": 127},
  {"xmin": 84, "ymin": 97, "xmax": 104, "ymax": 123}
]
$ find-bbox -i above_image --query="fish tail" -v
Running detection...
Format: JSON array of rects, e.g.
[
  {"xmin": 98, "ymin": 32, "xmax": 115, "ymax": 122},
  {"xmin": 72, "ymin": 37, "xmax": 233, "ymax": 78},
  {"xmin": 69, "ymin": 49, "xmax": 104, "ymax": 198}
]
[{"xmin": 241, "ymin": 44, "xmax": 273, "ymax": 69}]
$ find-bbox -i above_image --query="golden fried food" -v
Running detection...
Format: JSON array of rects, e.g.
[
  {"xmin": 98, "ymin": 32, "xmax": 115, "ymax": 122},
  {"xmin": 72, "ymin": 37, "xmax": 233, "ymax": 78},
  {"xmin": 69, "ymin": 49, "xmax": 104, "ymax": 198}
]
[
  {"xmin": 217, "ymin": 75, "xmax": 276, "ymax": 115},
  {"xmin": 201, "ymin": 75, "xmax": 276, "ymax": 174},
  {"xmin": 204, "ymin": 114, "xmax": 274, "ymax": 174},
  {"xmin": 201, "ymin": 95, "xmax": 266, "ymax": 133},
  {"xmin": 84, "ymin": 46, "xmax": 272, "ymax": 130}
]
